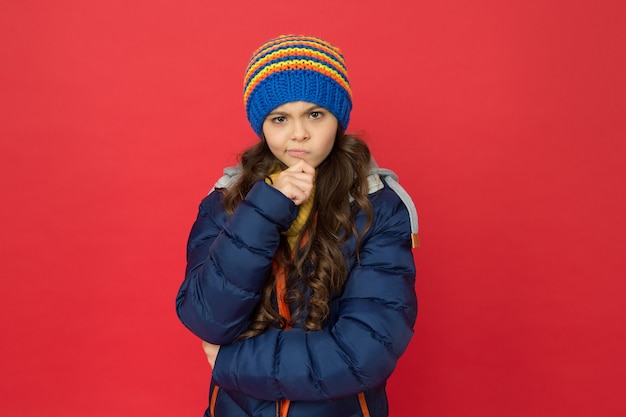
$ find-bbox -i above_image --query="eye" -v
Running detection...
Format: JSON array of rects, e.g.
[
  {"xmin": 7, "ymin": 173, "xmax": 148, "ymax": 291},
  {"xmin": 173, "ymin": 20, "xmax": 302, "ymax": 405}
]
[
  {"xmin": 310, "ymin": 111, "xmax": 323, "ymax": 119},
  {"xmin": 272, "ymin": 116, "xmax": 287, "ymax": 123}
]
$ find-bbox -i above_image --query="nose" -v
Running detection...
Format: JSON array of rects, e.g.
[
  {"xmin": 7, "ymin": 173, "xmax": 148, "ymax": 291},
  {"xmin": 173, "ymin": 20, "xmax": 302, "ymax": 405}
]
[{"xmin": 291, "ymin": 120, "xmax": 309, "ymax": 141}]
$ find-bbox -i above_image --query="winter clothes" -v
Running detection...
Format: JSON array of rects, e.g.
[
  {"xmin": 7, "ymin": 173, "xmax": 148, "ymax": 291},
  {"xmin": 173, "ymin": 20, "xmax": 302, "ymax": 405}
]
[
  {"xmin": 176, "ymin": 164, "xmax": 418, "ymax": 417},
  {"xmin": 243, "ymin": 34, "xmax": 353, "ymax": 136}
]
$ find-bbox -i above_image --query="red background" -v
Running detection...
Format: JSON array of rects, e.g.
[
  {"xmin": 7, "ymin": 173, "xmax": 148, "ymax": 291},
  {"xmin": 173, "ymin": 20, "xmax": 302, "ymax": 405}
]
[{"xmin": 1, "ymin": 1, "xmax": 625, "ymax": 416}]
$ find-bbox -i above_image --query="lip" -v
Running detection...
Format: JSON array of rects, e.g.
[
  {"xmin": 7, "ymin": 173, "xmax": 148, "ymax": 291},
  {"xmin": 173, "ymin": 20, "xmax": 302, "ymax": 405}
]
[{"xmin": 287, "ymin": 149, "xmax": 308, "ymax": 158}]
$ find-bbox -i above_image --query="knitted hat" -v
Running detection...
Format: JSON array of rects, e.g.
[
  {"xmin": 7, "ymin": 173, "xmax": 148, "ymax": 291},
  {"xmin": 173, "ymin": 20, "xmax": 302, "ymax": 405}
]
[{"xmin": 243, "ymin": 34, "xmax": 353, "ymax": 137}]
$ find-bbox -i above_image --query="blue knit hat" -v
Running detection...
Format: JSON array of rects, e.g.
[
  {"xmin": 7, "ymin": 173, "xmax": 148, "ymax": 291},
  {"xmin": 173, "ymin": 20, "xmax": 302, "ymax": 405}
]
[{"xmin": 243, "ymin": 35, "xmax": 353, "ymax": 137}]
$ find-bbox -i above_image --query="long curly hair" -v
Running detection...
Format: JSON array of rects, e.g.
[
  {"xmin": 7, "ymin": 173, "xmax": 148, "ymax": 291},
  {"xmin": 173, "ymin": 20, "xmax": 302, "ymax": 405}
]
[{"xmin": 222, "ymin": 130, "xmax": 373, "ymax": 338}]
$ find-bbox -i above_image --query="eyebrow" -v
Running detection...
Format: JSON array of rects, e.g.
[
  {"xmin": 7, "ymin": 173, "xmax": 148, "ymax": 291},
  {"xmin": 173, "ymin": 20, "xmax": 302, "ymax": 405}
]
[{"xmin": 267, "ymin": 105, "xmax": 324, "ymax": 117}]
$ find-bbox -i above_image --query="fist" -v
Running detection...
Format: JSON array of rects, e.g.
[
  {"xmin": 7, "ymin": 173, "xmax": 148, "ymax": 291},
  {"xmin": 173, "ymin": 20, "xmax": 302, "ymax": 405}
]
[{"xmin": 271, "ymin": 160, "xmax": 315, "ymax": 206}]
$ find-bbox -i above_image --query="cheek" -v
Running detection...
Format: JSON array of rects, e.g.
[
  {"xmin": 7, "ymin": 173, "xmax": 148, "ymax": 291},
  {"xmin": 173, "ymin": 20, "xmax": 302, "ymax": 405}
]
[
  {"xmin": 265, "ymin": 139, "xmax": 282, "ymax": 158},
  {"xmin": 325, "ymin": 125, "xmax": 338, "ymax": 147},
  {"xmin": 262, "ymin": 126, "xmax": 282, "ymax": 148},
  {"xmin": 321, "ymin": 135, "xmax": 336, "ymax": 156}
]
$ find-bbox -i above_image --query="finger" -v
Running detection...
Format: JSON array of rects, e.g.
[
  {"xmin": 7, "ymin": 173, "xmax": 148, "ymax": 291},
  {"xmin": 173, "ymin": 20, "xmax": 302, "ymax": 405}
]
[
  {"xmin": 290, "ymin": 189, "xmax": 304, "ymax": 205},
  {"xmin": 273, "ymin": 171, "xmax": 314, "ymax": 194},
  {"xmin": 287, "ymin": 160, "xmax": 316, "ymax": 176},
  {"xmin": 290, "ymin": 187, "xmax": 314, "ymax": 206},
  {"xmin": 298, "ymin": 160, "xmax": 316, "ymax": 176}
]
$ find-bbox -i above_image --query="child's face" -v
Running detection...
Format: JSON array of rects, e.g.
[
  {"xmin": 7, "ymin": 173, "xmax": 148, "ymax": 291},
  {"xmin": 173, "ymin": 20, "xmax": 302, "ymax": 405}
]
[{"xmin": 262, "ymin": 101, "xmax": 338, "ymax": 169}]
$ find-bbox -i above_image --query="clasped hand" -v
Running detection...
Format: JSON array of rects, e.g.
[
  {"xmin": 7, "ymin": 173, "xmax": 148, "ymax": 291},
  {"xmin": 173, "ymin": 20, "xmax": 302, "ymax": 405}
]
[
  {"xmin": 271, "ymin": 160, "xmax": 315, "ymax": 206},
  {"xmin": 202, "ymin": 340, "xmax": 220, "ymax": 369}
]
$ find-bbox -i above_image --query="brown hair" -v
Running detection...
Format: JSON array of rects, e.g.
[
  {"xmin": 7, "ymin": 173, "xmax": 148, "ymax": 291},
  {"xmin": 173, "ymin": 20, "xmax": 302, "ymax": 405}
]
[{"xmin": 223, "ymin": 130, "xmax": 373, "ymax": 338}]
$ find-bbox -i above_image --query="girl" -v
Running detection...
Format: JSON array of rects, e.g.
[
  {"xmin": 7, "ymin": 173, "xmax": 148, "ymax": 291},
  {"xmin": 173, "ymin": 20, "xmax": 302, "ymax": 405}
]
[{"xmin": 176, "ymin": 34, "xmax": 419, "ymax": 417}]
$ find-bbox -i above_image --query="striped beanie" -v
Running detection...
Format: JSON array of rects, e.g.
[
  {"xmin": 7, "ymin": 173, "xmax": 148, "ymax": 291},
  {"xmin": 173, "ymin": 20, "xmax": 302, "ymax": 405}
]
[{"xmin": 243, "ymin": 34, "xmax": 353, "ymax": 137}]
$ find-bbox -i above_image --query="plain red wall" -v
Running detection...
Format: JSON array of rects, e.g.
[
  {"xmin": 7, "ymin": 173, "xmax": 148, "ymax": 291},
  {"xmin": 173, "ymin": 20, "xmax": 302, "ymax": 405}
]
[{"xmin": 1, "ymin": 1, "xmax": 625, "ymax": 416}]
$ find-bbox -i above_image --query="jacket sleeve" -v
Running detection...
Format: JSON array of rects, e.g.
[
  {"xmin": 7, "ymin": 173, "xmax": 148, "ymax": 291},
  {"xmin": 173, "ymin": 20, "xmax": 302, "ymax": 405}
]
[
  {"xmin": 176, "ymin": 181, "xmax": 299, "ymax": 344},
  {"xmin": 211, "ymin": 187, "xmax": 418, "ymax": 401}
]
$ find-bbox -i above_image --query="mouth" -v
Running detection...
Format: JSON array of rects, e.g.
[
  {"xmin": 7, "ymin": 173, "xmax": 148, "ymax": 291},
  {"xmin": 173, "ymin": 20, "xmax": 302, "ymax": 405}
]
[{"xmin": 287, "ymin": 149, "xmax": 308, "ymax": 158}]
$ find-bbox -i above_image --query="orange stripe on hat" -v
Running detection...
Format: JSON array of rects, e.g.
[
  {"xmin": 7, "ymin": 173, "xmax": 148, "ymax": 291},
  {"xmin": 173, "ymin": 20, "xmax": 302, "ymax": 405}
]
[
  {"xmin": 243, "ymin": 47, "xmax": 348, "ymax": 89},
  {"xmin": 244, "ymin": 59, "xmax": 352, "ymax": 105}
]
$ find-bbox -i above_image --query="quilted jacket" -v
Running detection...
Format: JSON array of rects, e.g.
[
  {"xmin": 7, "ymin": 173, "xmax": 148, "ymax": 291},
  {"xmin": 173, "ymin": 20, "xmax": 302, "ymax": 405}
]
[{"xmin": 176, "ymin": 164, "xmax": 418, "ymax": 417}]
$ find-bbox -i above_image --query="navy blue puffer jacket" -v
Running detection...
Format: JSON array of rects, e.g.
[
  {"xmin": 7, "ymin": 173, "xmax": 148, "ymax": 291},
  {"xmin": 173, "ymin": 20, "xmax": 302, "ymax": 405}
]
[{"xmin": 176, "ymin": 166, "xmax": 418, "ymax": 417}]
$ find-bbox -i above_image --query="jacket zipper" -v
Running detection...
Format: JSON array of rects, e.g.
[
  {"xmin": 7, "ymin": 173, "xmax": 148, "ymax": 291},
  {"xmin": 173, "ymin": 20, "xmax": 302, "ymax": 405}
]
[
  {"xmin": 357, "ymin": 392, "xmax": 371, "ymax": 417},
  {"xmin": 209, "ymin": 385, "xmax": 220, "ymax": 417},
  {"xmin": 274, "ymin": 257, "xmax": 292, "ymax": 417}
]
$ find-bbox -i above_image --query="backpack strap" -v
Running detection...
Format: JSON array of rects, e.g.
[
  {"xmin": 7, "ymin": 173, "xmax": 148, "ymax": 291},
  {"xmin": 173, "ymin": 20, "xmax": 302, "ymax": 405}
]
[
  {"xmin": 209, "ymin": 162, "xmax": 420, "ymax": 248},
  {"xmin": 209, "ymin": 165, "xmax": 242, "ymax": 195},
  {"xmin": 367, "ymin": 160, "xmax": 420, "ymax": 248}
]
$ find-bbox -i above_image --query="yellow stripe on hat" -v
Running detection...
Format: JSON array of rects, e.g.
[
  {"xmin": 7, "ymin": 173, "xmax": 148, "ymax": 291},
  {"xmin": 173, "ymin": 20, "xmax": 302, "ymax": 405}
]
[
  {"xmin": 244, "ymin": 47, "xmax": 348, "ymax": 90},
  {"xmin": 243, "ymin": 59, "xmax": 352, "ymax": 105}
]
